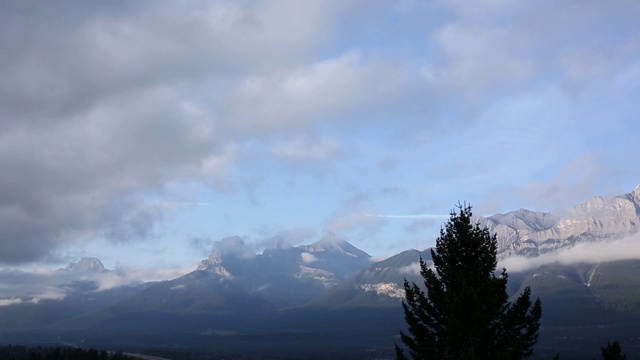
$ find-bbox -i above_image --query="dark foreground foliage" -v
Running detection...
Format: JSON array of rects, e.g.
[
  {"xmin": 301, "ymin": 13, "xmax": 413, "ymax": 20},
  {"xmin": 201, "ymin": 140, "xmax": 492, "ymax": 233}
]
[
  {"xmin": 0, "ymin": 345, "xmax": 136, "ymax": 360},
  {"xmin": 397, "ymin": 205, "xmax": 542, "ymax": 360},
  {"xmin": 601, "ymin": 341, "xmax": 627, "ymax": 360}
]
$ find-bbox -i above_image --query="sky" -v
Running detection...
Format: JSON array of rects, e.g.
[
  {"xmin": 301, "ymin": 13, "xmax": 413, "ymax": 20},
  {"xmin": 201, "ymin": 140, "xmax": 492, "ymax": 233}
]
[{"xmin": 1, "ymin": 0, "xmax": 640, "ymax": 283}]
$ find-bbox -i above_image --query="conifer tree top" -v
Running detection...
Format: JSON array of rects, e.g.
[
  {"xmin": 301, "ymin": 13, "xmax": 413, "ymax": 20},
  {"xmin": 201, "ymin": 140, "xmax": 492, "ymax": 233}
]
[{"xmin": 397, "ymin": 204, "xmax": 542, "ymax": 360}]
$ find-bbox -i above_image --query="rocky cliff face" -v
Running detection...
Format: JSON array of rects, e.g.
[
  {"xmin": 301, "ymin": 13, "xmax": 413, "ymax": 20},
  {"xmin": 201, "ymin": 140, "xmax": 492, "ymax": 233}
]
[
  {"xmin": 57, "ymin": 257, "xmax": 109, "ymax": 273},
  {"xmin": 482, "ymin": 185, "xmax": 640, "ymax": 257}
]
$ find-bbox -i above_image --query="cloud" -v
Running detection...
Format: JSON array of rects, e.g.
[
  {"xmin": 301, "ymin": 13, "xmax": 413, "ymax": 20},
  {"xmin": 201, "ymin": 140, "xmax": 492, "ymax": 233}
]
[
  {"xmin": 170, "ymin": 284, "xmax": 186, "ymax": 290},
  {"xmin": 499, "ymin": 234, "xmax": 640, "ymax": 273},
  {"xmin": 256, "ymin": 227, "xmax": 317, "ymax": 249},
  {"xmin": 271, "ymin": 136, "xmax": 341, "ymax": 163},
  {"xmin": 0, "ymin": 298, "xmax": 38, "ymax": 307},
  {"xmin": 95, "ymin": 265, "xmax": 196, "ymax": 291},
  {"xmin": 398, "ymin": 261, "xmax": 421, "ymax": 276},
  {"xmin": 0, "ymin": 1, "xmax": 416, "ymax": 265},
  {"xmin": 0, "ymin": 262, "xmax": 195, "ymax": 302},
  {"xmin": 363, "ymin": 213, "xmax": 448, "ymax": 235},
  {"xmin": 2, "ymin": 0, "xmax": 639, "ymax": 266},
  {"xmin": 209, "ymin": 237, "xmax": 256, "ymax": 260},
  {"xmin": 428, "ymin": 23, "xmax": 534, "ymax": 92},
  {"xmin": 404, "ymin": 218, "xmax": 446, "ymax": 234},
  {"xmin": 327, "ymin": 210, "xmax": 387, "ymax": 237},
  {"xmin": 518, "ymin": 152, "xmax": 602, "ymax": 211},
  {"xmin": 0, "ymin": 1, "xmax": 348, "ymax": 264},
  {"xmin": 300, "ymin": 252, "xmax": 318, "ymax": 264},
  {"xmin": 223, "ymin": 51, "xmax": 407, "ymax": 132},
  {"xmin": 368, "ymin": 214, "xmax": 449, "ymax": 219},
  {"xmin": 190, "ymin": 237, "xmax": 213, "ymax": 256}
]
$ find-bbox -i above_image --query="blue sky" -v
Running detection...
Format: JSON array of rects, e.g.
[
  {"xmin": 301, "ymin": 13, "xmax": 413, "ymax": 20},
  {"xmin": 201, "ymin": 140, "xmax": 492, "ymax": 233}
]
[{"xmin": 1, "ymin": 0, "xmax": 639, "ymax": 281}]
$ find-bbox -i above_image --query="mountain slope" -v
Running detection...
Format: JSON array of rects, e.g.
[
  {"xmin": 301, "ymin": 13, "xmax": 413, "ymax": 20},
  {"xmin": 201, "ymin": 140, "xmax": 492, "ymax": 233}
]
[
  {"xmin": 309, "ymin": 249, "xmax": 432, "ymax": 308},
  {"xmin": 0, "ymin": 258, "xmax": 147, "ymax": 331},
  {"xmin": 69, "ymin": 234, "xmax": 372, "ymax": 328}
]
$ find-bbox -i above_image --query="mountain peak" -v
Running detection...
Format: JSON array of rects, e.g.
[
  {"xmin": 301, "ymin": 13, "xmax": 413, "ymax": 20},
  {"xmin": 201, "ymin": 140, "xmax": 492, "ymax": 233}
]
[
  {"xmin": 315, "ymin": 231, "xmax": 344, "ymax": 245},
  {"xmin": 300, "ymin": 233, "xmax": 370, "ymax": 259},
  {"xmin": 59, "ymin": 257, "xmax": 108, "ymax": 273}
]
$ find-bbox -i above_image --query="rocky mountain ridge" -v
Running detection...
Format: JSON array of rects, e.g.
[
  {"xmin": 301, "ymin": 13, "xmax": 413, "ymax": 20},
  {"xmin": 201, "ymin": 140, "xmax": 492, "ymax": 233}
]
[
  {"xmin": 56, "ymin": 257, "xmax": 109, "ymax": 273},
  {"xmin": 483, "ymin": 185, "xmax": 640, "ymax": 257}
]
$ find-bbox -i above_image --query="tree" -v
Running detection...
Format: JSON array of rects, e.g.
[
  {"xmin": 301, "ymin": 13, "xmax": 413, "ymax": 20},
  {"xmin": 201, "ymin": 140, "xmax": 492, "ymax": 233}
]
[
  {"xmin": 601, "ymin": 341, "xmax": 626, "ymax": 360},
  {"xmin": 396, "ymin": 205, "xmax": 542, "ymax": 360}
]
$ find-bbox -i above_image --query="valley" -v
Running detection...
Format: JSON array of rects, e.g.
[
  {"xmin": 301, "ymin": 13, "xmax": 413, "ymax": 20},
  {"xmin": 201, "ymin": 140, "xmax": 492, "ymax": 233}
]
[{"xmin": 2, "ymin": 186, "xmax": 640, "ymax": 359}]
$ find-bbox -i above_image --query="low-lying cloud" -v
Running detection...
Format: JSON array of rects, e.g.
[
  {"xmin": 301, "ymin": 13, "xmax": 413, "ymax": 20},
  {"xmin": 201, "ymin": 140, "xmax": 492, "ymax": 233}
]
[
  {"xmin": 398, "ymin": 261, "xmax": 421, "ymax": 276},
  {"xmin": 300, "ymin": 252, "xmax": 318, "ymax": 264},
  {"xmin": 0, "ymin": 263, "xmax": 195, "ymax": 306},
  {"xmin": 499, "ymin": 234, "xmax": 640, "ymax": 273}
]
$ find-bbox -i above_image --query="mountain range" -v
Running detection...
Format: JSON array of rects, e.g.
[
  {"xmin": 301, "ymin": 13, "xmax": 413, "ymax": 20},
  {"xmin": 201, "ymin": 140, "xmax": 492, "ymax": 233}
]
[{"xmin": 2, "ymin": 185, "xmax": 640, "ymax": 359}]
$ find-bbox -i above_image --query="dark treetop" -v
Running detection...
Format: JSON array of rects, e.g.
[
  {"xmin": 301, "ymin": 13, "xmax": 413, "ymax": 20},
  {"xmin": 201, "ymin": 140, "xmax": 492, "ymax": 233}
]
[{"xmin": 396, "ymin": 205, "xmax": 542, "ymax": 360}]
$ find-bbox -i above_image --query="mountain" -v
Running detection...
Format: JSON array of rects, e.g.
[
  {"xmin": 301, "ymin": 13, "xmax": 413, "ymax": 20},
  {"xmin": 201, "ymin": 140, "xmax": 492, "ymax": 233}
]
[
  {"xmin": 71, "ymin": 234, "xmax": 372, "ymax": 326},
  {"xmin": 483, "ymin": 185, "xmax": 640, "ymax": 257},
  {"xmin": 0, "ymin": 258, "xmax": 146, "ymax": 331},
  {"xmin": 308, "ymin": 249, "xmax": 432, "ymax": 308},
  {"xmin": 5, "ymin": 185, "xmax": 640, "ymax": 359},
  {"xmin": 56, "ymin": 257, "xmax": 109, "ymax": 273},
  {"xmin": 194, "ymin": 233, "xmax": 372, "ymax": 307}
]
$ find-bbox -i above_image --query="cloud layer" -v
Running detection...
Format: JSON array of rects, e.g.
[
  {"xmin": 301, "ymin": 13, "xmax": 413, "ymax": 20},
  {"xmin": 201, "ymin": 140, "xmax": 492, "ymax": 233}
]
[
  {"xmin": 500, "ymin": 234, "xmax": 640, "ymax": 273},
  {"xmin": 1, "ymin": 0, "xmax": 639, "ymax": 266}
]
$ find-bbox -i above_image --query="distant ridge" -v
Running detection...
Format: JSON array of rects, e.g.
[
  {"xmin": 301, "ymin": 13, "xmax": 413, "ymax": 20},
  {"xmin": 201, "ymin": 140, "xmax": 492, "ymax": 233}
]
[
  {"xmin": 56, "ymin": 257, "xmax": 109, "ymax": 273},
  {"xmin": 482, "ymin": 185, "xmax": 640, "ymax": 257}
]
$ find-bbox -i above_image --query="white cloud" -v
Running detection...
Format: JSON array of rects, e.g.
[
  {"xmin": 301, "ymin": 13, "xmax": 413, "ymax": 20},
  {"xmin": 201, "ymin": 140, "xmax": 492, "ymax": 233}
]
[
  {"xmin": 0, "ymin": 262, "xmax": 196, "ymax": 301},
  {"xmin": 300, "ymin": 252, "xmax": 318, "ymax": 264},
  {"xmin": 328, "ymin": 210, "xmax": 387, "ymax": 236},
  {"xmin": 225, "ymin": 51, "xmax": 406, "ymax": 132},
  {"xmin": 94, "ymin": 265, "xmax": 196, "ymax": 291},
  {"xmin": 519, "ymin": 152, "xmax": 601, "ymax": 211},
  {"xmin": 271, "ymin": 136, "xmax": 340, "ymax": 162},
  {"xmin": 0, "ymin": 0, "xmax": 348, "ymax": 264},
  {"xmin": 499, "ymin": 234, "xmax": 640, "ymax": 273},
  {"xmin": 558, "ymin": 48, "xmax": 607, "ymax": 83},
  {"xmin": 368, "ymin": 214, "xmax": 449, "ymax": 219},
  {"xmin": 398, "ymin": 261, "xmax": 421, "ymax": 276},
  {"xmin": 428, "ymin": 23, "xmax": 534, "ymax": 92},
  {"xmin": 0, "ymin": 298, "xmax": 37, "ymax": 307},
  {"xmin": 1, "ymin": 0, "xmax": 640, "ymax": 269}
]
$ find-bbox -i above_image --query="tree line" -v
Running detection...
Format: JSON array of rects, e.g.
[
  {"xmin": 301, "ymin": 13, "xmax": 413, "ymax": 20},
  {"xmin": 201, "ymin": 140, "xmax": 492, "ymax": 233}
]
[{"xmin": 0, "ymin": 345, "xmax": 137, "ymax": 360}]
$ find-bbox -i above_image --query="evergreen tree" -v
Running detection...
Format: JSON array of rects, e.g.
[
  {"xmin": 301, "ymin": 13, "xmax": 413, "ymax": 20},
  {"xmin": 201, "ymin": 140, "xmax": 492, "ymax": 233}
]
[
  {"xmin": 396, "ymin": 205, "xmax": 542, "ymax": 360},
  {"xmin": 601, "ymin": 341, "xmax": 626, "ymax": 360}
]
